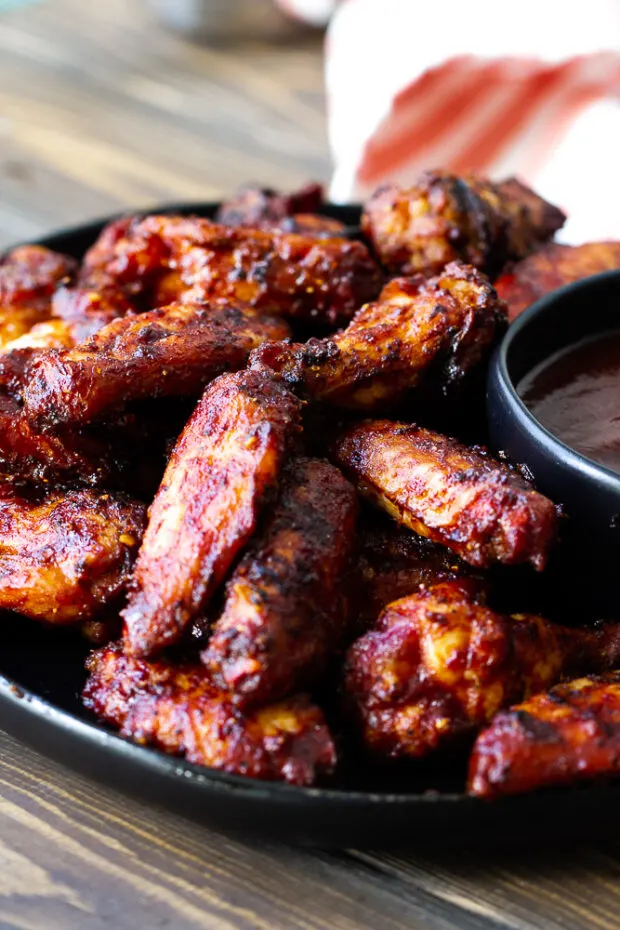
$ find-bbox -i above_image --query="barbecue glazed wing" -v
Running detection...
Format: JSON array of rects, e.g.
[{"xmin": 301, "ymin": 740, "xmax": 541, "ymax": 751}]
[
  {"xmin": 84, "ymin": 643, "xmax": 337, "ymax": 785},
  {"xmin": 495, "ymin": 241, "xmax": 620, "ymax": 320},
  {"xmin": 203, "ymin": 457, "xmax": 358, "ymax": 707},
  {"xmin": 216, "ymin": 183, "xmax": 325, "ymax": 227},
  {"xmin": 89, "ymin": 215, "xmax": 382, "ymax": 327},
  {"xmin": 251, "ymin": 262, "xmax": 506, "ymax": 410},
  {"xmin": 353, "ymin": 514, "xmax": 484, "ymax": 631},
  {"xmin": 23, "ymin": 299, "xmax": 290, "ymax": 429},
  {"xmin": 0, "ymin": 246, "xmax": 77, "ymax": 349},
  {"xmin": 0, "ymin": 394, "xmax": 118, "ymax": 486},
  {"xmin": 332, "ymin": 420, "xmax": 557, "ymax": 570},
  {"xmin": 469, "ymin": 672, "xmax": 620, "ymax": 797},
  {"xmin": 345, "ymin": 583, "xmax": 620, "ymax": 760},
  {"xmin": 0, "ymin": 486, "xmax": 145, "ymax": 624},
  {"xmin": 122, "ymin": 370, "xmax": 302, "ymax": 657},
  {"xmin": 362, "ymin": 172, "xmax": 565, "ymax": 277}
]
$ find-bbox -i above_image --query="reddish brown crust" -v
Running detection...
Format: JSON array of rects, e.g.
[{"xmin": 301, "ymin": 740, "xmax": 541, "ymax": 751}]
[
  {"xmin": 203, "ymin": 457, "xmax": 358, "ymax": 706},
  {"xmin": 122, "ymin": 370, "xmax": 302, "ymax": 657},
  {"xmin": 0, "ymin": 246, "xmax": 77, "ymax": 348},
  {"xmin": 345, "ymin": 583, "xmax": 616, "ymax": 760},
  {"xmin": 495, "ymin": 241, "xmax": 620, "ymax": 320},
  {"xmin": 468, "ymin": 672, "xmax": 620, "ymax": 797},
  {"xmin": 216, "ymin": 183, "xmax": 325, "ymax": 228},
  {"xmin": 0, "ymin": 486, "xmax": 145, "ymax": 624},
  {"xmin": 83, "ymin": 643, "xmax": 337, "ymax": 786},
  {"xmin": 23, "ymin": 299, "xmax": 290, "ymax": 429},
  {"xmin": 361, "ymin": 171, "xmax": 565, "ymax": 277},
  {"xmin": 352, "ymin": 515, "xmax": 483, "ymax": 631},
  {"xmin": 0, "ymin": 394, "xmax": 116, "ymax": 486},
  {"xmin": 251, "ymin": 262, "xmax": 506, "ymax": 410},
  {"xmin": 332, "ymin": 419, "xmax": 557, "ymax": 570},
  {"xmin": 90, "ymin": 214, "xmax": 382, "ymax": 327}
]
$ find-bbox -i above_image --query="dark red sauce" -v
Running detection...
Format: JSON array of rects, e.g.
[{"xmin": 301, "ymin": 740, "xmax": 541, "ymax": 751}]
[{"xmin": 518, "ymin": 330, "xmax": 620, "ymax": 474}]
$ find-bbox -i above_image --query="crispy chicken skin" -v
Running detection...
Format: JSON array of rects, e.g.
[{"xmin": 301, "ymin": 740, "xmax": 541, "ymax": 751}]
[
  {"xmin": 203, "ymin": 457, "xmax": 358, "ymax": 707},
  {"xmin": 332, "ymin": 420, "xmax": 557, "ymax": 570},
  {"xmin": 362, "ymin": 171, "xmax": 565, "ymax": 277},
  {"xmin": 469, "ymin": 672, "xmax": 620, "ymax": 797},
  {"xmin": 23, "ymin": 299, "xmax": 290, "ymax": 429},
  {"xmin": 353, "ymin": 514, "xmax": 483, "ymax": 631},
  {"xmin": 0, "ymin": 246, "xmax": 77, "ymax": 349},
  {"xmin": 122, "ymin": 370, "xmax": 302, "ymax": 657},
  {"xmin": 345, "ymin": 583, "xmax": 620, "ymax": 760},
  {"xmin": 251, "ymin": 262, "xmax": 506, "ymax": 410},
  {"xmin": 87, "ymin": 215, "xmax": 382, "ymax": 327},
  {"xmin": 216, "ymin": 183, "xmax": 325, "ymax": 227},
  {"xmin": 0, "ymin": 394, "xmax": 117, "ymax": 486},
  {"xmin": 495, "ymin": 241, "xmax": 620, "ymax": 320},
  {"xmin": 0, "ymin": 486, "xmax": 145, "ymax": 624},
  {"xmin": 84, "ymin": 642, "xmax": 337, "ymax": 785}
]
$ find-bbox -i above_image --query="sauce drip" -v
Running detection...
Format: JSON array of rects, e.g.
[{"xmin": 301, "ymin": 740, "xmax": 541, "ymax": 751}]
[{"xmin": 518, "ymin": 330, "xmax": 620, "ymax": 475}]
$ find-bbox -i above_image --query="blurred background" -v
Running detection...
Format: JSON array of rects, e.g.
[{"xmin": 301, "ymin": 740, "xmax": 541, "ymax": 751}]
[{"xmin": 0, "ymin": 0, "xmax": 618, "ymax": 250}]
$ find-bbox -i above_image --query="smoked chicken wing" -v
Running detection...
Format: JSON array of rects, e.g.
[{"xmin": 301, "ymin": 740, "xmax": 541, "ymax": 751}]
[
  {"xmin": 495, "ymin": 241, "xmax": 620, "ymax": 320},
  {"xmin": 0, "ymin": 246, "xmax": 77, "ymax": 349},
  {"xmin": 84, "ymin": 642, "xmax": 337, "ymax": 785},
  {"xmin": 85, "ymin": 214, "xmax": 382, "ymax": 327},
  {"xmin": 353, "ymin": 514, "xmax": 484, "ymax": 631},
  {"xmin": 468, "ymin": 672, "xmax": 620, "ymax": 797},
  {"xmin": 216, "ymin": 183, "xmax": 325, "ymax": 227},
  {"xmin": 122, "ymin": 369, "xmax": 302, "ymax": 657},
  {"xmin": 0, "ymin": 485, "xmax": 145, "ymax": 624},
  {"xmin": 203, "ymin": 457, "xmax": 358, "ymax": 707},
  {"xmin": 251, "ymin": 262, "xmax": 506, "ymax": 410},
  {"xmin": 332, "ymin": 420, "xmax": 557, "ymax": 570},
  {"xmin": 362, "ymin": 171, "xmax": 565, "ymax": 277},
  {"xmin": 23, "ymin": 299, "xmax": 290, "ymax": 429},
  {"xmin": 345, "ymin": 582, "xmax": 620, "ymax": 760}
]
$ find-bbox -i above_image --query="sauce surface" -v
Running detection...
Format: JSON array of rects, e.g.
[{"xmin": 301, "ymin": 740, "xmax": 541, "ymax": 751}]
[{"xmin": 518, "ymin": 330, "xmax": 620, "ymax": 474}]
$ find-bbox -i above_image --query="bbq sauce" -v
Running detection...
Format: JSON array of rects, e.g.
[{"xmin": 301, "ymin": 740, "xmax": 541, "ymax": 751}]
[{"xmin": 518, "ymin": 330, "xmax": 620, "ymax": 474}]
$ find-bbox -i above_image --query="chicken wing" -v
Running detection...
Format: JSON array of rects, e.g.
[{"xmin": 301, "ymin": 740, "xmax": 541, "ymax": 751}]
[
  {"xmin": 468, "ymin": 672, "xmax": 620, "ymax": 797},
  {"xmin": 122, "ymin": 369, "xmax": 302, "ymax": 657},
  {"xmin": 362, "ymin": 171, "xmax": 565, "ymax": 277},
  {"xmin": 495, "ymin": 241, "xmax": 620, "ymax": 320},
  {"xmin": 0, "ymin": 394, "xmax": 118, "ymax": 486},
  {"xmin": 203, "ymin": 457, "xmax": 358, "ymax": 707},
  {"xmin": 345, "ymin": 582, "xmax": 620, "ymax": 760},
  {"xmin": 353, "ymin": 513, "xmax": 484, "ymax": 631},
  {"xmin": 216, "ymin": 183, "xmax": 325, "ymax": 227},
  {"xmin": 0, "ymin": 246, "xmax": 77, "ymax": 349},
  {"xmin": 23, "ymin": 299, "xmax": 290, "ymax": 429},
  {"xmin": 251, "ymin": 262, "xmax": 506, "ymax": 410},
  {"xmin": 332, "ymin": 420, "xmax": 557, "ymax": 570},
  {"xmin": 87, "ymin": 215, "xmax": 382, "ymax": 328},
  {"xmin": 84, "ymin": 642, "xmax": 337, "ymax": 786},
  {"xmin": 0, "ymin": 485, "xmax": 145, "ymax": 624}
]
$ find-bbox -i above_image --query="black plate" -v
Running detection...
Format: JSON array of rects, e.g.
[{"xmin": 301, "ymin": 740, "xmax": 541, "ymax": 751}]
[{"xmin": 1, "ymin": 204, "xmax": 619, "ymax": 848}]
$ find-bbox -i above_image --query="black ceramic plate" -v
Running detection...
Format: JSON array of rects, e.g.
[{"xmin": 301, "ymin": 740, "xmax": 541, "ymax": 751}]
[{"xmin": 1, "ymin": 204, "xmax": 619, "ymax": 848}]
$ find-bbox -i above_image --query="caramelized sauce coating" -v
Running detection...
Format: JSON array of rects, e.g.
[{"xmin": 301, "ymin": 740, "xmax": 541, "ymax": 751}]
[
  {"xmin": 0, "ymin": 246, "xmax": 77, "ymax": 349},
  {"xmin": 0, "ymin": 485, "xmax": 145, "ymax": 624},
  {"xmin": 251, "ymin": 262, "xmax": 506, "ymax": 410},
  {"xmin": 84, "ymin": 642, "xmax": 337, "ymax": 786},
  {"xmin": 204, "ymin": 457, "xmax": 358, "ymax": 707},
  {"xmin": 345, "ymin": 583, "xmax": 620, "ymax": 760},
  {"xmin": 495, "ymin": 241, "xmax": 620, "ymax": 320},
  {"xmin": 332, "ymin": 419, "xmax": 557, "ymax": 570},
  {"xmin": 362, "ymin": 171, "xmax": 565, "ymax": 277},
  {"xmin": 23, "ymin": 299, "xmax": 290, "ymax": 429},
  {"xmin": 122, "ymin": 370, "xmax": 302, "ymax": 657},
  {"xmin": 469, "ymin": 672, "xmax": 620, "ymax": 797}
]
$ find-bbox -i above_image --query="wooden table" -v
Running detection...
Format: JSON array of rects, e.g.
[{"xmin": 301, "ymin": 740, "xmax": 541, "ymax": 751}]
[{"xmin": 1, "ymin": 3, "xmax": 619, "ymax": 928}]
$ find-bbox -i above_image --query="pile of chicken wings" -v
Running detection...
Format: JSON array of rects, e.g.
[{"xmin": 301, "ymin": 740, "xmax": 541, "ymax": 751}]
[{"xmin": 3, "ymin": 171, "xmax": 620, "ymax": 798}]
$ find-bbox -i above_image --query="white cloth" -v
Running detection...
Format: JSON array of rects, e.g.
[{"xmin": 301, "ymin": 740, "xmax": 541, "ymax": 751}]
[{"xmin": 325, "ymin": 0, "xmax": 620, "ymax": 243}]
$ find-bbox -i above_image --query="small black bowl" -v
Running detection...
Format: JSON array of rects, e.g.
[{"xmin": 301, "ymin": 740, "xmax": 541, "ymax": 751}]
[{"xmin": 487, "ymin": 270, "xmax": 620, "ymax": 612}]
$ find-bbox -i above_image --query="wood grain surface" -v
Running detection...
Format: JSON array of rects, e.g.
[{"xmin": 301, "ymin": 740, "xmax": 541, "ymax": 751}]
[{"xmin": 1, "ymin": 3, "xmax": 619, "ymax": 929}]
